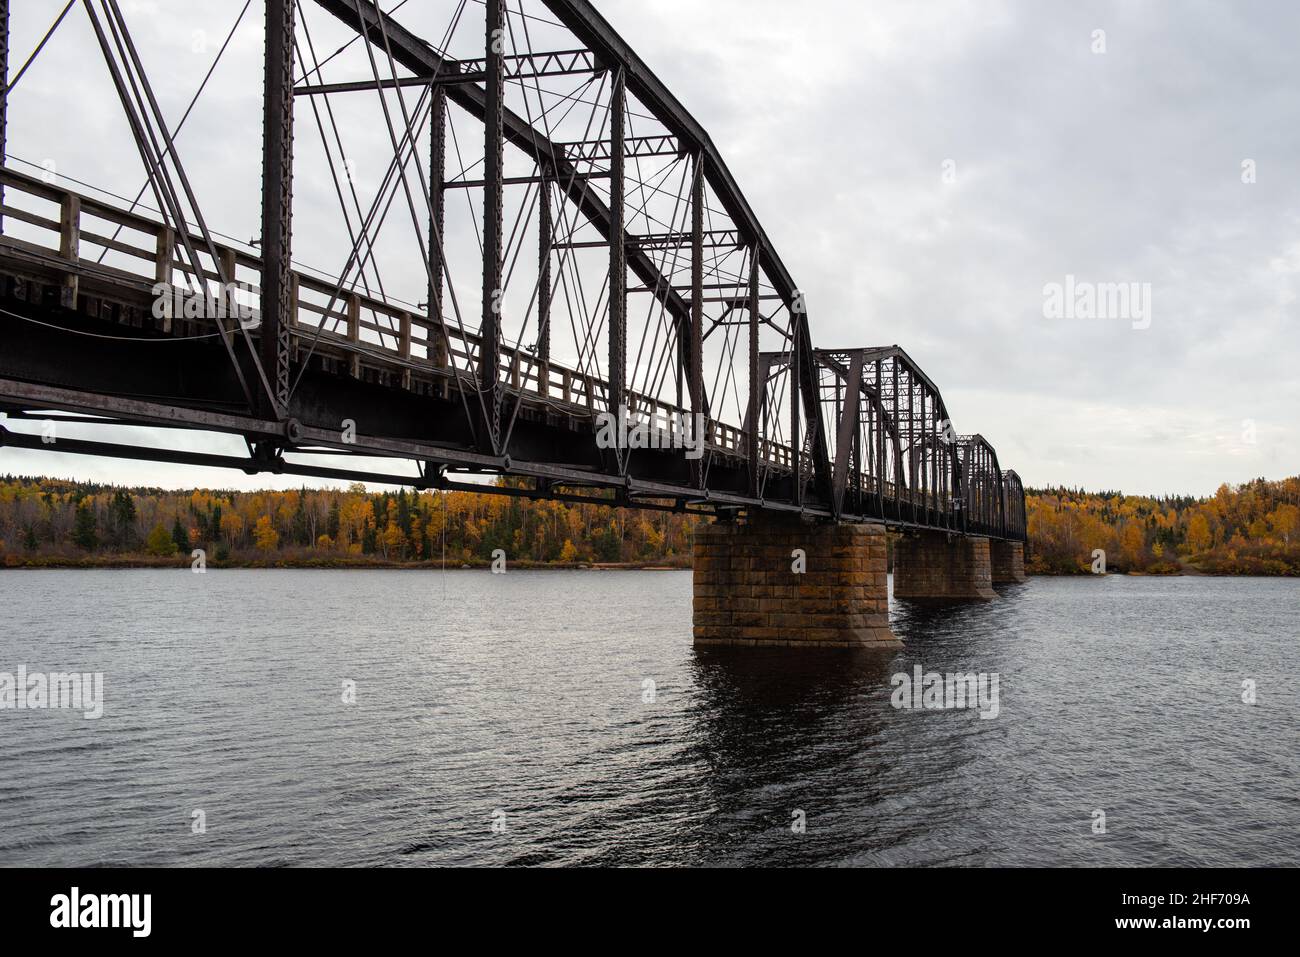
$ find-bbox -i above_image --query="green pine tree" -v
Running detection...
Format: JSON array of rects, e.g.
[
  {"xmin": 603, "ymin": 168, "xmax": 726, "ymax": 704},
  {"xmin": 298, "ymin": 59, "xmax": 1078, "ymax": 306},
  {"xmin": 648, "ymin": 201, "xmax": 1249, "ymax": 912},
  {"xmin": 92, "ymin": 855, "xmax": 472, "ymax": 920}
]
[
  {"xmin": 171, "ymin": 517, "xmax": 191, "ymax": 553},
  {"xmin": 73, "ymin": 501, "xmax": 99, "ymax": 551}
]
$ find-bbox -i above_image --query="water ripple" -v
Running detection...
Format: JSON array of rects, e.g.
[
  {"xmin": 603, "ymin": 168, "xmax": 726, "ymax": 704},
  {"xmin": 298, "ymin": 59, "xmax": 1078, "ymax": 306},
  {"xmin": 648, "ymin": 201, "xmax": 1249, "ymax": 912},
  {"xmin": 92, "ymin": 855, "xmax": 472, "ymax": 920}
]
[{"xmin": 0, "ymin": 570, "xmax": 1295, "ymax": 866}]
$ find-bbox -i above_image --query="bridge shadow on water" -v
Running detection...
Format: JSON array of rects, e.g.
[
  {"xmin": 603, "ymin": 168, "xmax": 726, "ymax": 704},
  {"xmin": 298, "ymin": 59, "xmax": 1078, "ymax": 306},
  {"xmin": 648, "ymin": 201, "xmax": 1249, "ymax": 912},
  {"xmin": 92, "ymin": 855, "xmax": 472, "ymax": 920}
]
[
  {"xmin": 682, "ymin": 646, "xmax": 899, "ymax": 866},
  {"xmin": 673, "ymin": 591, "xmax": 1022, "ymax": 866}
]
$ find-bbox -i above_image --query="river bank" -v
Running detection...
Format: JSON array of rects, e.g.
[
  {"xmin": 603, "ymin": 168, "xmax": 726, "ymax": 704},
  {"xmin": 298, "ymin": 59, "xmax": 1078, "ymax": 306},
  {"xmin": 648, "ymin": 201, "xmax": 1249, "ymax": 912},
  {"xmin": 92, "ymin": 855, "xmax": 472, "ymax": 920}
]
[
  {"xmin": 3, "ymin": 553, "xmax": 1296, "ymax": 577},
  {"xmin": 0, "ymin": 553, "xmax": 692, "ymax": 571}
]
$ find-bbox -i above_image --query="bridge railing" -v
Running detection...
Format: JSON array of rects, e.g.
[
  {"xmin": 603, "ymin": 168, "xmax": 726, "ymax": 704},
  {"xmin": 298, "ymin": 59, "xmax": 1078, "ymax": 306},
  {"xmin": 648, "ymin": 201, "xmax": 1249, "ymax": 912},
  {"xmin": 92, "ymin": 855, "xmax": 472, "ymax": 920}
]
[
  {"xmin": 0, "ymin": 167, "xmax": 1018, "ymax": 531},
  {"xmin": 0, "ymin": 166, "xmax": 771, "ymax": 467}
]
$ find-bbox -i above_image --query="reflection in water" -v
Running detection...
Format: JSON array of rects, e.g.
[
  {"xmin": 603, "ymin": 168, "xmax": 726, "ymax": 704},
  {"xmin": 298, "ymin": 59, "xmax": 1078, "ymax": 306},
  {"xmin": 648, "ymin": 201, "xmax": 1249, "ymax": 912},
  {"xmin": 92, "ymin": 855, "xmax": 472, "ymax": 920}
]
[
  {"xmin": 1, "ymin": 570, "xmax": 1295, "ymax": 867},
  {"xmin": 687, "ymin": 648, "xmax": 897, "ymax": 852}
]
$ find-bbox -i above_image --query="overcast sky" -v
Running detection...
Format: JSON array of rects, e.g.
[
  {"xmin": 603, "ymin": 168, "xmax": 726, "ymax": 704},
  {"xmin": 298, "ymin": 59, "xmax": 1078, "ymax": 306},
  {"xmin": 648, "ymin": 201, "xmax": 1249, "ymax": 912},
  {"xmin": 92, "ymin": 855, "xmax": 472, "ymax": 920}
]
[{"xmin": 2, "ymin": 0, "xmax": 1297, "ymax": 497}]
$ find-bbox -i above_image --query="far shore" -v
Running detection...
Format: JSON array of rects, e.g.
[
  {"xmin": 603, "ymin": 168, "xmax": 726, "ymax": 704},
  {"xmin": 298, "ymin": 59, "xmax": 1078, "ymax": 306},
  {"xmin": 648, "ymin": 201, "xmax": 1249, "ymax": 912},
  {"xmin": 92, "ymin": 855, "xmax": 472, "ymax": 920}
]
[
  {"xmin": 0, "ymin": 556, "xmax": 690, "ymax": 572},
  {"xmin": 1, "ymin": 556, "xmax": 1294, "ymax": 578}
]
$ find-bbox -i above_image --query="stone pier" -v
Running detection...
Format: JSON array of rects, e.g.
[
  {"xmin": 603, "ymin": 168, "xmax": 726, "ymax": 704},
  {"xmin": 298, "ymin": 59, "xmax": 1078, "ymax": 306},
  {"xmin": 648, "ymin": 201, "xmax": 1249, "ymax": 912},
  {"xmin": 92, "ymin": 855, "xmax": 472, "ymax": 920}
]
[
  {"xmin": 891, "ymin": 531, "xmax": 998, "ymax": 601},
  {"xmin": 990, "ymin": 540, "xmax": 1028, "ymax": 584},
  {"xmin": 693, "ymin": 517, "xmax": 901, "ymax": 650}
]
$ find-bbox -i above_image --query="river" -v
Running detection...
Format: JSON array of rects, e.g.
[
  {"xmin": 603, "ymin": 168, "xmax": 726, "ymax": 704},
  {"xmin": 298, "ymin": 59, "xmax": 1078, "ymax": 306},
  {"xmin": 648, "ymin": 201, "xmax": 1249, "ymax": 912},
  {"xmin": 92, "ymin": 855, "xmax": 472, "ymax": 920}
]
[{"xmin": 0, "ymin": 570, "xmax": 1295, "ymax": 866}]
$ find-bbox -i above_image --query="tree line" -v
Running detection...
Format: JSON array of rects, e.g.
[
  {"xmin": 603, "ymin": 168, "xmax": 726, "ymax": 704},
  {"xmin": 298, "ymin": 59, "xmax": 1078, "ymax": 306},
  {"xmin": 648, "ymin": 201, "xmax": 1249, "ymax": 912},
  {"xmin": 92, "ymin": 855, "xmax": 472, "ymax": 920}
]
[
  {"xmin": 1026, "ymin": 477, "xmax": 1300, "ymax": 575},
  {"xmin": 2, "ymin": 473, "xmax": 1297, "ymax": 575},
  {"xmin": 0, "ymin": 475, "xmax": 692, "ymax": 568}
]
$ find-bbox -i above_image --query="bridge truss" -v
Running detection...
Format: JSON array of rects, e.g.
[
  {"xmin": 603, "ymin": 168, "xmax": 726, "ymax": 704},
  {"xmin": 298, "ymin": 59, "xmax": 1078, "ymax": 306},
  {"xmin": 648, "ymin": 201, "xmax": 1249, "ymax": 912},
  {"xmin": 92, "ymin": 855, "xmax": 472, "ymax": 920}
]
[{"xmin": 0, "ymin": 0, "xmax": 1026, "ymax": 541}]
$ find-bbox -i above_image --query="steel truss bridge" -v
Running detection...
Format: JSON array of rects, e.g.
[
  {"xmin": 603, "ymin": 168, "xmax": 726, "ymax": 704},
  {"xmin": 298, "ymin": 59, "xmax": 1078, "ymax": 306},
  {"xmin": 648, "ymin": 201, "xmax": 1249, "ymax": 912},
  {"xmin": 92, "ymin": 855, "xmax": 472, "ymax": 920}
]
[{"xmin": 0, "ymin": 0, "xmax": 1026, "ymax": 542}]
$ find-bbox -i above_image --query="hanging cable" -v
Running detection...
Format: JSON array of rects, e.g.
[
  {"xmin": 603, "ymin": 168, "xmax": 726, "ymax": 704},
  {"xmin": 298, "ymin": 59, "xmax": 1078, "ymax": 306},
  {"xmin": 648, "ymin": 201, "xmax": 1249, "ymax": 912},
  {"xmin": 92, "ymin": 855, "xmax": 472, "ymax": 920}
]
[
  {"xmin": 3, "ymin": 0, "xmax": 77, "ymax": 96},
  {"xmin": 95, "ymin": 0, "xmax": 253, "ymax": 264}
]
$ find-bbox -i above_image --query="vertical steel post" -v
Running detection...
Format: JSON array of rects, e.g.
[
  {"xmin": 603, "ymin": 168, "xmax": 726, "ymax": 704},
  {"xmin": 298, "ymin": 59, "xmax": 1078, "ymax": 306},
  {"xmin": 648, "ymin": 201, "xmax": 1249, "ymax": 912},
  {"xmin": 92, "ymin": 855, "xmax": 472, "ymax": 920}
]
[
  {"xmin": 890, "ymin": 360, "xmax": 899, "ymax": 518},
  {"xmin": 747, "ymin": 249, "xmax": 760, "ymax": 498},
  {"xmin": 906, "ymin": 376, "xmax": 915, "ymax": 521},
  {"xmin": 0, "ymin": 0, "xmax": 8, "ymax": 235},
  {"xmin": 790, "ymin": 322, "xmax": 801, "ymax": 505},
  {"xmin": 688, "ymin": 154, "xmax": 704, "ymax": 417},
  {"xmin": 537, "ymin": 165, "xmax": 551, "ymax": 397},
  {"xmin": 689, "ymin": 153, "xmax": 705, "ymax": 486},
  {"xmin": 480, "ymin": 0, "xmax": 505, "ymax": 450},
  {"xmin": 920, "ymin": 393, "xmax": 929, "ymax": 525},
  {"xmin": 428, "ymin": 85, "xmax": 446, "ymax": 370},
  {"xmin": 945, "ymin": 437, "xmax": 952, "ymax": 529},
  {"xmin": 852, "ymin": 402, "xmax": 862, "ymax": 515},
  {"xmin": 865, "ymin": 396, "xmax": 874, "ymax": 505},
  {"xmin": 260, "ymin": 0, "xmax": 295, "ymax": 417},
  {"xmin": 607, "ymin": 70, "xmax": 626, "ymax": 419},
  {"xmin": 879, "ymin": 403, "xmax": 887, "ymax": 508},
  {"xmin": 930, "ymin": 395, "xmax": 939, "ymax": 525}
]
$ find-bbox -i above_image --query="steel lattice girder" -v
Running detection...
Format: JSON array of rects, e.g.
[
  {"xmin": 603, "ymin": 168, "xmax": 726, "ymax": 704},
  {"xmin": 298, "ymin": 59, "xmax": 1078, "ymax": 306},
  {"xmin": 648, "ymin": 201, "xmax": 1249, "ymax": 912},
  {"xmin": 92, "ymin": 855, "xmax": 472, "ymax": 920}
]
[
  {"xmin": 558, "ymin": 134, "xmax": 681, "ymax": 162},
  {"xmin": 310, "ymin": 0, "xmax": 700, "ymax": 384},
  {"xmin": 762, "ymin": 345, "xmax": 1028, "ymax": 539},
  {"xmin": 958, "ymin": 434, "xmax": 1006, "ymax": 536},
  {"xmin": 0, "ymin": 0, "xmax": 1027, "ymax": 541},
  {"xmin": 310, "ymin": 0, "xmax": 833, "ymax": 503},
  {"xmin": 1002, "ymin": 470, "xmax": 1027, "ymax": 539},
  {"xmin": 0, "ymin": 0, "xmax": 8, "ymax": 234},
  {"xmin": 262, "ymin": 0, "xmax": 296, "ymax": 416}
]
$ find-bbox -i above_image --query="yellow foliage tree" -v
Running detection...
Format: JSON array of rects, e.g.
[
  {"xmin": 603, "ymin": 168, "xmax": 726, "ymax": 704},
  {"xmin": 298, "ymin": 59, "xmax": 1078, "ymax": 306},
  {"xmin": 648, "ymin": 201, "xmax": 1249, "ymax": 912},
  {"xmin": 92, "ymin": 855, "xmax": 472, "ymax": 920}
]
[
  {"xmin": 1185, "ymin": 513, "xmax": 1212, "ymax": 553},
  {"xmin": 145, "ymin": 522, "xmax": 177, "ymax": 557},
  {"xmin": 253, "ymin": 515, "xmax": 280, "ymax": 552}
]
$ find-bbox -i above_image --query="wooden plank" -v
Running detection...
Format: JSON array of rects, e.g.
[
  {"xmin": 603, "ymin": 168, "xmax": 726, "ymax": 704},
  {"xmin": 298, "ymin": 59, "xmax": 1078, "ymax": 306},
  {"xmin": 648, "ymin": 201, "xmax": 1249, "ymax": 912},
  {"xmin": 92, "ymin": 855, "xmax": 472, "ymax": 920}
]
[
  {"xmin": 0, "ymin": 203, "xmax": 60, "ymax": 233},
  {"xmin": 78, "ymin": 226, "xmax": 155, "ymax": 263},
  {"xmin": 346, "ymin": 292, "xmax": 360, "ymax": 344},
  {"xmin": 154, "ymin": 227, "xmax": 174, "ymax": 284},
  {"xmin": 58, "ymin": 193, "xmax": 80, "ymax": 307}
]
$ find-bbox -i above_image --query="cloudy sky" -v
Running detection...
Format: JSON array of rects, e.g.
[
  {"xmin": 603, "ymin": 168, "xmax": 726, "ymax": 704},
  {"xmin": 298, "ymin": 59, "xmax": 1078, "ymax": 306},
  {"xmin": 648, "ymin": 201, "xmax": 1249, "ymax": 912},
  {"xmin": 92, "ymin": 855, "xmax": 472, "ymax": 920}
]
[{"xmin": 2, "ymin": 0, "xmax": 1297, "ymax": 497}]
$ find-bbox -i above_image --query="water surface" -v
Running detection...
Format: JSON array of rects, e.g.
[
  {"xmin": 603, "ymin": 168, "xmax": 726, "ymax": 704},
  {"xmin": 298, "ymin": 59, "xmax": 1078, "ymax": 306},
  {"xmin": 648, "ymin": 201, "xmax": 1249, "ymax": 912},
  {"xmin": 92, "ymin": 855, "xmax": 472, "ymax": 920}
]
[{"xmin": 1, "ymin": 570, "xmax": 1295, "ymax": 866}]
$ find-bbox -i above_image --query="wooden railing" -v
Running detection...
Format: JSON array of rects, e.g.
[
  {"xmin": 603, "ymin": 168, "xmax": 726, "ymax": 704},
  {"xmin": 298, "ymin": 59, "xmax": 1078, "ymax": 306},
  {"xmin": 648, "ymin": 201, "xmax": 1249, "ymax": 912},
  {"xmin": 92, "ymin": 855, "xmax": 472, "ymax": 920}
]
[
  {"xmin": 0, "ymin": 165, "xmax": 1010, "ymax": 523},
  {"xmin": 0, "ymin": 165, "xmax": 839, "ymax": 490}
]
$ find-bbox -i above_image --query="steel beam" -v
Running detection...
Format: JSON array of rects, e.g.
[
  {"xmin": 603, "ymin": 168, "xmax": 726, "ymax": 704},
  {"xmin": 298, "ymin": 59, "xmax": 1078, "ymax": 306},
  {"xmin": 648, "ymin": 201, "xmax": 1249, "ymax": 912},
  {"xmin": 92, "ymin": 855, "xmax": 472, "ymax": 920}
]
[
  {"xmin": 0, "ymin": 0, "xmax": 8, "ymax": 236},
  {"xmin": 689, "ymin": 155, "xmax": 704, "ymax": 417},
  {"xmin": 261, "ymin": 0, "xmax": 295, "ymax": 417},
  {"xmin": 428, "ymin": 85, "xmax": 446, "ymax": 370},
  {"xmin": 608, "ymin": 69, "xmax": 626, "ymax": 420},
  {"xmin": 537, "ymin": 166, "xmax": 552, "ymax": 392},
  {"xmin": 629, "ymin": 230, "xmax": 743, "ymax": 251},
  {"xmin": 831, "ymin": 353, "xmax": 864, "ymax": 512},
  {"xmin": 480, "ymin": 0, "xmax": 505, "ymax": 452},
  {"xmin": 686, "ymin": 154, "xmax": 706, "ymax": 486},
  {"xmin": 747, "ymin": 250, "xmax": 760, "ymax": 498},
  {"xmin": 292, "ymin": 49, "xmax": 598, "ymax": 96},
  {"xmin": 790, "ymin": 325, "xmax": 801, "ymax": 504},
  {"xmin": 446, "ymin": 172, "xmax": 605, "ymax": 190},
  {"xmin": 558, "ymin": 134, "xmax": 680, "ymax": 162}
]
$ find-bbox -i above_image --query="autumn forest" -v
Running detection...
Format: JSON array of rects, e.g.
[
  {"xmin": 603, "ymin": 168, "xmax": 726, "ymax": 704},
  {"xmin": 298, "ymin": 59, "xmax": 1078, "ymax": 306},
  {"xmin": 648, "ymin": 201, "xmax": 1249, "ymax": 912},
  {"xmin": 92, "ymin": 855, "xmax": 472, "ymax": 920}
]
[{"xmin": 1, "ymin": 474, "xmax": 1298, "ymax": 576}]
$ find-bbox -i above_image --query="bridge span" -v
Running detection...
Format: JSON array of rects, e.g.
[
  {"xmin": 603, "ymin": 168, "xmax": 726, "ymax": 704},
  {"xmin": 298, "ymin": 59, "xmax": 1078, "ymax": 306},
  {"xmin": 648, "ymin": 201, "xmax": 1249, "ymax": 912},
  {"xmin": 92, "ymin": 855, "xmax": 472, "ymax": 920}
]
[{"xmin": 0, "ymin": 0, "xmax": 1026, "ymax": 649}]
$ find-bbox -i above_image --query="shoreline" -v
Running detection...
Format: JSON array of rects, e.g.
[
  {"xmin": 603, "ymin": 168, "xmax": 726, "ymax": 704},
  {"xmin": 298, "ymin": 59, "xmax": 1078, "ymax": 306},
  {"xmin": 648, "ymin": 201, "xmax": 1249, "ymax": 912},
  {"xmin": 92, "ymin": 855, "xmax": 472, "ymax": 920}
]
[
  {"xmin": 1, "ymin": 557, "xmax": 1294, "ymax": 578},
  {"xmin": 0, "ymin": 556, "xmax": 691, "ymax": 572}
]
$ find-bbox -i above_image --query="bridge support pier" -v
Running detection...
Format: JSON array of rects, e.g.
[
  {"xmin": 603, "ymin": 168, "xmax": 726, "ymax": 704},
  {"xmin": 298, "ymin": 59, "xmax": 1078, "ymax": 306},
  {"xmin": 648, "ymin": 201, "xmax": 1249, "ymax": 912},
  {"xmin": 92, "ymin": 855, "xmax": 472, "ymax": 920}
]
[
  {"xmin": 892, "ymin": 531, "xmax": 998, "ymax": 601},
  {"xmin": 990, "ymin": 540, "xmax": 1027, "ymax": 584},
  {"xmin": 693, "ymin": 517, "xmax": 901, "ymax": 650}
]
